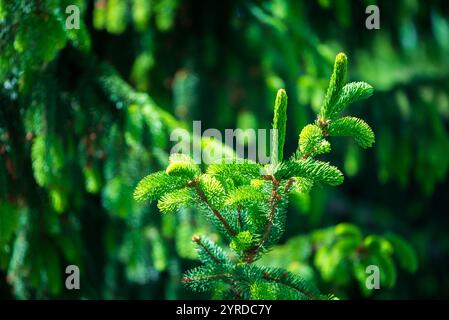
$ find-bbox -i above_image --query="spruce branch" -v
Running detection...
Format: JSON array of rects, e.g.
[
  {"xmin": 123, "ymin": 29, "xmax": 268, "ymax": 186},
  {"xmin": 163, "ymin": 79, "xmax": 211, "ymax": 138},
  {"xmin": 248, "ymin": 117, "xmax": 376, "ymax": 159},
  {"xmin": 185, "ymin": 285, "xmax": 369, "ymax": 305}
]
[
  {"xmin": 192, "ymin": 235, "xmax": 224, "ymax": 265},
  {"xmin": 244, "ymin": 176, "xmax": 281, "ymax": 263},
  {"xmin": 272, "ymin": 89, "xmax": 288, "ymax": 165},
  {"xmin": 182, "ymin": 273, "xmax": 233, "ymax": 283},
  {"xmin": 166, "ymin": 153, "xmax": 201, "ymax": 178},
  {"xmin": 330, "ymin": 81, "xmax": 374, "ymax": 119},
  {"xmin": 320, "ymin": 52, "xmax": 348, "ymax": 121},
  {"xmin": 157, "ymin": 188, "xmax": 194, "ymax": 214},
  {"xmin": 261, "ymin": 270, "xmax": 318, "ymax": 300},
  {"xmin": 132, "ymin": 52, "xmax": 378, "ymax": 300},
  {"xmin": 182, "ymin": 265, "xmax": 234, "ymax": 292},
  {"xmin": 225, "ymin": 185, "xmax": 266, "ymax": 208},
  {"xmin": 240, "ymin": 265, "xmax": 323, "ymax": 300},
  {"xmin": 189, "ymin": 177, "xmax": 237, "ymax": 237},
  {"xmin": 284, "ymin": 178, "xmax": 295, "ymax": 194},
  {"xmin": 206, "ymin": 160, "xmax": 263, "ymax": 190},
  {"xmin": 237, "ymin": 206, "xmax": 244, "ymax": 231},
  {"xmin": 328, "ymin": 116, "xmax": 375, "ymax": 148},
  {"xmin": 133, "ymin": 171, "xmax": 187, "ymax": 202},
  {"xmin": 230, "ymin": 231, "xmax": 254, "ymax": 252},
  {"xmin": 298, "ymin": 124, "xmax": 331, "ymax": 158},
  {"xmin": 274, "ymin": 158, "xmax": 344, "ymax": 186},
  {"xmin": 185, "ymin": 236, "xmax": 243, "ymax": 296}
]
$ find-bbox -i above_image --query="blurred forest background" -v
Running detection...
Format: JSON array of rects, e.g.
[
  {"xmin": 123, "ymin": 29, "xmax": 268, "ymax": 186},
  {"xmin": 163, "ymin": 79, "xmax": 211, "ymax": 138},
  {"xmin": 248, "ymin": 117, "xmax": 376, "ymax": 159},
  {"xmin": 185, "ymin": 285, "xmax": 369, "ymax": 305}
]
[{"xmin": 1, "ymin": 0, "xmax": 449, "ymax": 299}]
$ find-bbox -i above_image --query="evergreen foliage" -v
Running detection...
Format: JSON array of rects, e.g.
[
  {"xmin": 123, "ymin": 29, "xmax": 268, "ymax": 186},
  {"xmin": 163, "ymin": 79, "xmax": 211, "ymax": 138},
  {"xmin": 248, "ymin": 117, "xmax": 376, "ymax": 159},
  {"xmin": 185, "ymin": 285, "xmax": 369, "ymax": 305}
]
[
  {"xmin": 134, "ymin": 53, "xmax": 415, "ymax": 299},
  {"xmin": 3, "ymin": 0, "xmax": 445, "ymax": 300},
  {"xmin": 328, "ymin": 117, "xmax": 375, "ymax": 149},
  {"xmin": 272, "ymin": 88, "xmax": 288, "ymax": 164}
]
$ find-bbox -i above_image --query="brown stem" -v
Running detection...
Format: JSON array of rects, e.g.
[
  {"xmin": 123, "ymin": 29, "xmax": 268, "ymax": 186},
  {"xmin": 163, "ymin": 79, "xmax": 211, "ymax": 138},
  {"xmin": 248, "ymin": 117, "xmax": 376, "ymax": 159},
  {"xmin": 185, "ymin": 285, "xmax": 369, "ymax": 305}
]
[
  {"xmin": 237, "ymin": 205, "xmax": 243, "ymax": 231},
  {"xmin": 284, "ymin": 178, "xmax": 294, "ymax": 193},
  {"xmin": 244, "ymin": 176, "xmax": 281, "ymax": 263},
  {"xmin": 262, "ymin": 174, "xmax": 275, "ymax": 181},
  {"xmin": 316, "ymin": 116, "xmax": 330, "ymax": 133},
  {"xmin": 190, "ymin": 178, "xmax": 237, "ymax": 237},
  {"xmin": 192, "ymin": 235, "xmax": 220, "ymax": 264}
]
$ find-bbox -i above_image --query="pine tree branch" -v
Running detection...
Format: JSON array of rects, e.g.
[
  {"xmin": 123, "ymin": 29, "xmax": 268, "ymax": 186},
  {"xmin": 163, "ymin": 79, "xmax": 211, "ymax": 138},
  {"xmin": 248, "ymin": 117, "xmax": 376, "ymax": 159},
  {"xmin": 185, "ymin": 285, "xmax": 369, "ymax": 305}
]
[
  {"xmin": 272, "ymin": 89, "xmax": 288, "ymax": 164},
  {"xmin": 245, "ymin": 176, "xmax": 281, "ymax": 263},
  {"xmin": 284, "ymin": 178, "xmax": 294, "ymax": 193},
  {"xmin": 185, "ymin": 237, "xmax": 244, "ymax": 297},
  {"xmin": 262, "ymin": 271, "xmax": 317, "ymax": 300},
  {"xmin": 189, "ymin": 178, "xmax": 237, "ymax": 237},
  {"xmin": 237, "ymin": 205, "xmax": 243, "ymax": 231},
  {"xmin": 262, "ymin": 179, "xmax": 281, "ymax": 246},
  {"xmin": 192, "ymin": 235, "xmax": 220, "ymax": 264},
  {"xmin": 297, "ymin": 120, "xmax": 333, "ymax": 163},
  {"xmin": 182, "ymin": 273, "xmax": 233, "ymax": 283}
]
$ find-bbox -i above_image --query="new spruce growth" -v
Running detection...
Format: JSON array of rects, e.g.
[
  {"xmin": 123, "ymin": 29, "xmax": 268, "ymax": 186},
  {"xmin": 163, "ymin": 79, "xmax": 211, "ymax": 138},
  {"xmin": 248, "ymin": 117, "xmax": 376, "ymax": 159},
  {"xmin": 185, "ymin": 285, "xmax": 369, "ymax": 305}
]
[{"xmin": 134, "ymin": 53, "xmax": 375, "ymax": 299}]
